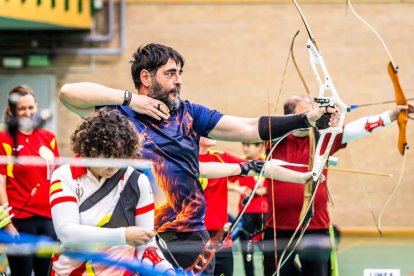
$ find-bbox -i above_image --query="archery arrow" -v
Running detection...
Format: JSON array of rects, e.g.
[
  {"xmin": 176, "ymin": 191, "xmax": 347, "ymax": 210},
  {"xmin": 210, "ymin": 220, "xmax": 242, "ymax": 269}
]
[
  {"xmin": 349, "ymin": 97, "xmax": 414, "ymax": 110},
  {"xmin": 326, "ymin": 167, "xmax": 393, "ymax": 177}
]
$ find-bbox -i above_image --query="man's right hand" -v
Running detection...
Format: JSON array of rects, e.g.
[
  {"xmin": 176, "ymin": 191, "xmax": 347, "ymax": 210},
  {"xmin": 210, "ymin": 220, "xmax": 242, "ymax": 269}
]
[
  {"xmin": 125, "ymin": 226, "xmax": 155, "ymax": 246},
  {"xmin": 129, "ymin": 94, "xmax": 170, "ymax": 120}
]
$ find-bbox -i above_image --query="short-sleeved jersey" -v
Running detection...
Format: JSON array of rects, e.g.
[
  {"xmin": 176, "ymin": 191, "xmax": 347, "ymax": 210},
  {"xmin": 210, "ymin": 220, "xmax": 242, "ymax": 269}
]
[
  {"xmin": 265, "ymin": 133, "xmax": 346, "ymax": 230},
  {"xmin": 103, "ymin": 100, "xmax": 223, "ymax": 232},
  {"xmin": 0, "ymin": 129, "xmax": 59, "ymax": 219},
  {"xmin": 199, "ymin": 150, "xmax": 244, "ymax": 231}
]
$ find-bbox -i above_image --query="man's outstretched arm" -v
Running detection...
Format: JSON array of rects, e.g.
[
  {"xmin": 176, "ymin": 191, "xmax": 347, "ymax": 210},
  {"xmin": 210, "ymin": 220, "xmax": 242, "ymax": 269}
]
[
  {"xmin": 208, "ymin": 105, "xmax": 339, "ymax": 142},
  {"xmin": 342, "ymin": 104, "xmax": 414, "ymax": 144},
  {"xmin": 200, "ymin": 160, "xmax": 311, "ymax": 184},
  {"xmin": 59, "ymin": 82, "xmax": 169, "ymax": 120}
]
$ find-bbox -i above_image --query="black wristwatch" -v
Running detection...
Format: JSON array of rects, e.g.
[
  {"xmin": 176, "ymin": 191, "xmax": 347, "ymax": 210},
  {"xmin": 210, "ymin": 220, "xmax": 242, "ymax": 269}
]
[{"xmin": 122, "ymin": 90, "xmax": 132, "ymax": 106}]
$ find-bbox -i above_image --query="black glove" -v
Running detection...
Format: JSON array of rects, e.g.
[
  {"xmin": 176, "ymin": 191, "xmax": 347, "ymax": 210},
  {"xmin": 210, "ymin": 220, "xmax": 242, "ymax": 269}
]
[
  {"xmin": 313, "ymin": 98, "xmax": 333, "ymax": 130},
  {"xmin": 315, "ymin": 112, "xmax": 331, "ymax": 130},
  {"xmin": 241, "ymin": 195, "xmax": 250, "ymax": 206},
  {"xmin": 239, "ymin": 160, "xmax": 265, "ymax": 176}
]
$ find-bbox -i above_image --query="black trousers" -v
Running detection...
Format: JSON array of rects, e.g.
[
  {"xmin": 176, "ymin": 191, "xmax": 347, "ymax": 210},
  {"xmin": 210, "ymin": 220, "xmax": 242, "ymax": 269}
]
[
  {"xmin": 7, "ymin": 216, "xmax": 56, "ymax": 276},
  {"xmin": 157, "ymin": 230, "xmax": 215, "ymax": 275},
  {"xmin": 208, "ymin": 230, "xmax": 233, "ymax": 276},
  {"xmin": 239, "ymin": 213, "xmax": 266, "ymax": 276},
  {"xmin": 213, "ymin": 246, "xmax": 233, "ymax": 276},
  {"xmin": 263, "ymin": 228, "xmax": 331, "ymax": 276}
]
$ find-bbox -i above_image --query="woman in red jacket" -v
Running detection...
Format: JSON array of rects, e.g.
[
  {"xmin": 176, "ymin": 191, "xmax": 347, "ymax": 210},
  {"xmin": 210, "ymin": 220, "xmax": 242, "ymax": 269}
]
[{"xmin": 0, "ymin": 85, "xmax": 59, "ymax": 276}]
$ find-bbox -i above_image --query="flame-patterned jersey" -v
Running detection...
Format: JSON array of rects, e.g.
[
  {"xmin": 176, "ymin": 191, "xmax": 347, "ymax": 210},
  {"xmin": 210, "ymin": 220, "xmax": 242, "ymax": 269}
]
[{"xmin": 104, "ymin": 100, "xmax": 223, "ymax": 232}]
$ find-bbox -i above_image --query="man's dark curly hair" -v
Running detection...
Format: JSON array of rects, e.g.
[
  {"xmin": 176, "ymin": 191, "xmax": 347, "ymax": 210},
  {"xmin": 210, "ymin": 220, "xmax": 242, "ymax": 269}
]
[
  {"xmin": 130, "ymin": 43, "xmax": 185, "ymax": 89},
  {"xmin": 71, "ymin": 108, "xmax": 140, "ymax": 159}
]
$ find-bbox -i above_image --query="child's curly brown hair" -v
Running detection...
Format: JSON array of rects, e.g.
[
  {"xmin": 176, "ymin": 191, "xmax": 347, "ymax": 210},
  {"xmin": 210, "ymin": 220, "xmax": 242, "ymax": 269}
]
[{"xmin": 71, "ymin": 108, "xmax": 140, "ymax": 159}]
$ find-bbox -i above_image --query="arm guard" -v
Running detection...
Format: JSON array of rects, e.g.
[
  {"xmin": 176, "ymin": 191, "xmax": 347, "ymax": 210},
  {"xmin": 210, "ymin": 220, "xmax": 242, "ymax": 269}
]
[
  {"xmin": 258, "ymin": 113, "xmax": 311, "ymax": 140},
  {"xmin": 342, "ymin": 111, "xmax": 391, "ymax": 144}
]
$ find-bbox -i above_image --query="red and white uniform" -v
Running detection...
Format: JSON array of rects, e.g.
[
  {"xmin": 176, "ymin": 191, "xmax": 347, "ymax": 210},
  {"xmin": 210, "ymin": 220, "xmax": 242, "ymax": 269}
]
[
  {"xmin": 199, "ymin": 150, "xmax": 244, "ymax": 247},
  {"xmin": 0, "ymin": 129, "xmax": 59, "ymax": 219},
  {"xmin": 266, "ymin": 134, "xmax": 346, "ymax": 230},
  {"xmin": 50, "ymin": 164, "xmax": 173, "ymax": 276}
]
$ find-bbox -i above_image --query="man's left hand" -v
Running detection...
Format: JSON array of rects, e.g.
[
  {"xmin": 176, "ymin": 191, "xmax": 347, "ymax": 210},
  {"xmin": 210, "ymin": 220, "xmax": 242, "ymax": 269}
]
[
  {"xmin": 306, "ymin": 105, "xmax": 340, "ymax": 129},
  {"xmin": 390, "ymin": 103, "xmax": 414, "ymax": 121}
]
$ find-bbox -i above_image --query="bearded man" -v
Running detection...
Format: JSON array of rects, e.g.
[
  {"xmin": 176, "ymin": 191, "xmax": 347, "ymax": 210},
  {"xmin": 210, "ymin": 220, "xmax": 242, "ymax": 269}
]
[{"xmin": 59, "ymin": 43, "xmax": 339, "ymax": 275}]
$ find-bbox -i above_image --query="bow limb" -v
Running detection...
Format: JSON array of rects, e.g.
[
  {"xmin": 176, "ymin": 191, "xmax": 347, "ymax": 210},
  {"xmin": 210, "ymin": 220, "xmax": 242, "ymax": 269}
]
[
  {"xmin": 377, "ymin": 147, "xmax": 409, "ymax": 234},
  {"xmin": 378, "ymin": 64, "xmax": 409, "ymax": 233},
  {"xmin": 347, "ymin": 0, "xmax": 409, "ymax": 155},
  {"xmin": 299, "ymin": 127, "xmax": 317, "ymax": 222},
  {"xmin": 290, "ymin": 31, "xmax": 312, "ymax": 101},
  {"xmin": 290, "ymin": 28, "xmax": 318, "ymax": 231},
  {"xmin": 285, "ymin": 27, "xmax": 318, "ymax": 232},
  {"xmin": 291, "ymin": 0, "xmax": 317, "ymax": 49},
  {"xmin": 347, "ymin": 0, "xmax": 409, "ymax": 233}
]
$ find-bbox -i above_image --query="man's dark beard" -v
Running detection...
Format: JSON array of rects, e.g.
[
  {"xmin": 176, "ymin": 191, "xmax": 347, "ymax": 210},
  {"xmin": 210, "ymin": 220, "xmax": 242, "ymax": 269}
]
[{"xmin": 148, "ymin": 79, "xmax": 180, "ymax": 112}]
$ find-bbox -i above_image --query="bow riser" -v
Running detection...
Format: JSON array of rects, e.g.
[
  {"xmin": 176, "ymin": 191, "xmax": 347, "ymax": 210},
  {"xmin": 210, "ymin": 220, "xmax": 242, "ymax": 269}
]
[
  {"xmin": 306, "ymin": 39, "xmax": 347, "ymax": 181},
  {"xmin": 311, "ymin": 131, "xmax": 338, "ymax": 181}
]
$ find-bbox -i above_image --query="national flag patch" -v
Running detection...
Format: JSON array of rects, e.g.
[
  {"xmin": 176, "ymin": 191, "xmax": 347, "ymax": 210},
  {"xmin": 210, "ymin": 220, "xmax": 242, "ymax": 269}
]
[{"xmin": 50, "ymin": 180, "xmax": 63, "ymax": 196}]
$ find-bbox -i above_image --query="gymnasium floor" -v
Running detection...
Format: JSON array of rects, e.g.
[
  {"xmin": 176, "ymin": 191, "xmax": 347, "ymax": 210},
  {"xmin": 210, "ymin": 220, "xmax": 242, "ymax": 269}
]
[
  {"xmin": 338, "ymin": 233, "xmax": 414, "ymax": 275},
  {"xmin": 232, "ymin": 232, "xmax": 414, "ymax": 276},
  {"xmin": 0, "ymin": 232, "xmax": 412, "ymax": 275}
]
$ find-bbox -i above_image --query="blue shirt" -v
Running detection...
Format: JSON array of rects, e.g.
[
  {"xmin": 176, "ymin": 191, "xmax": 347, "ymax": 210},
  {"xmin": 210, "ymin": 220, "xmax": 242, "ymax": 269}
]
[{"xmin": 104, "ymin": 100, "xmax": 223, "ymax": 232}]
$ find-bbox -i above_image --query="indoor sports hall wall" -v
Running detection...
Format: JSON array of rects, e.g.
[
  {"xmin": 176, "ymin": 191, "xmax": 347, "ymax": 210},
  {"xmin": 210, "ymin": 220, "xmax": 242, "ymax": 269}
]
[{"xmin": 54, "ymin": 2, "xmax": 414, "ymax": 229}]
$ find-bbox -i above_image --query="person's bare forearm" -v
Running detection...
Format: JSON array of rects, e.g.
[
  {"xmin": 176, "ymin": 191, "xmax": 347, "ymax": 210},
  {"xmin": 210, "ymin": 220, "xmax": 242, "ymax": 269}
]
[
  {"xmin": 199, "ymin": 160, "xmax": 310, "ymax": 185},
  {"xmin": 0, "ymin": 175, "xmax": 9, "ymax": 205},
  {"xmin": 60, "ymin": 82, "xmax": 170, "ymax": 120},
  {"xmin": 60, "ymin": 82, "xmax": 125, "ymax": 117},
  {"xmin": 208, "ymin": 115, "xmax": 261, "ymax": 142},
  {"xmin": 199, "ymin": 162, "xmax": 241, "ymax": 178},
  {"xmin": 227, "ymin": 182, "xmax": 240, "ymax": 192},
  {"xmin": 263, "ymin": 160, "xmax": 310, "ymax": 184}
]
